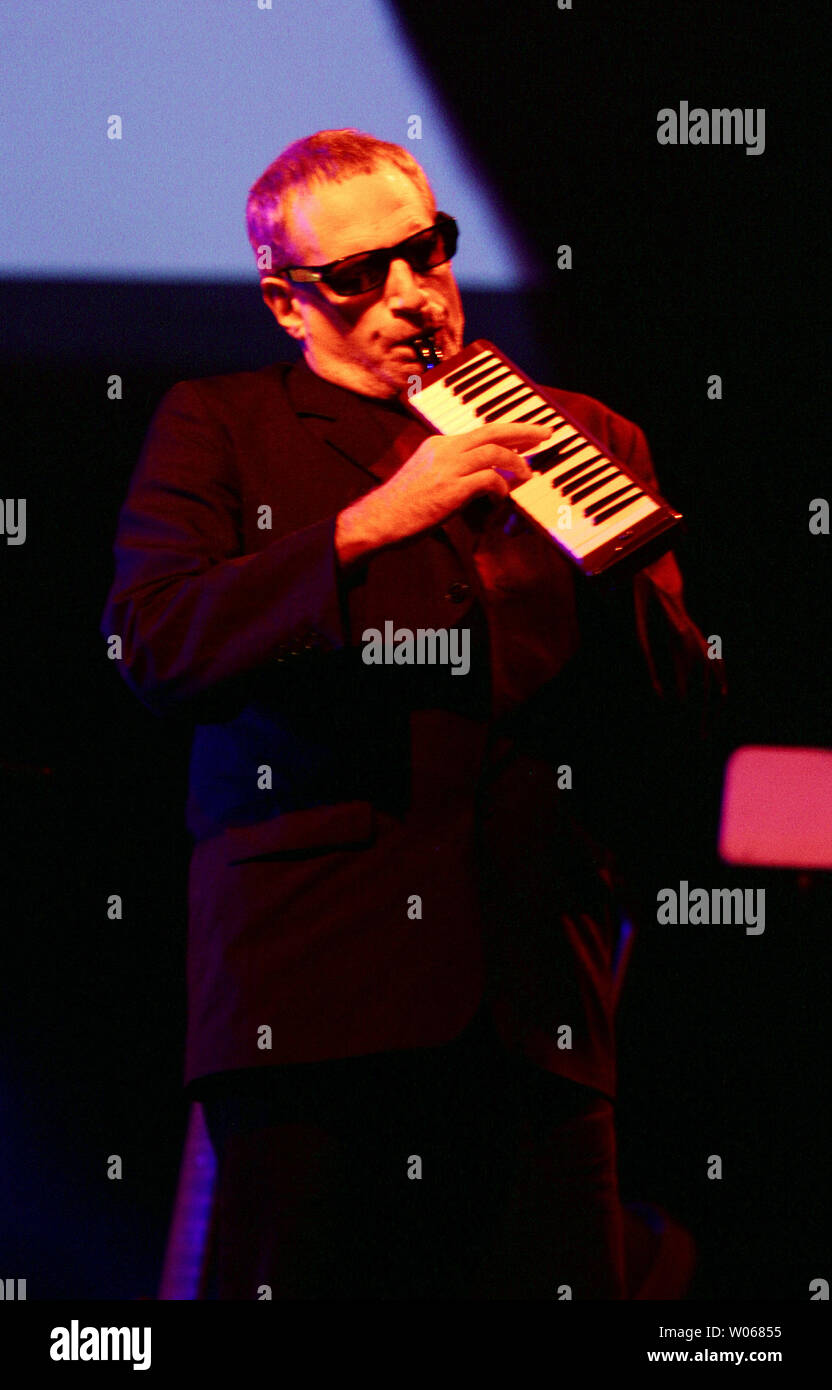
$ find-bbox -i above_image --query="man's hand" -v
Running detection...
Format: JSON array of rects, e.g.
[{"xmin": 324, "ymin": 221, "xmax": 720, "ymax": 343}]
[{"xmin": 335, "ymin": 422, "xmax": 554, "ymax": 566}]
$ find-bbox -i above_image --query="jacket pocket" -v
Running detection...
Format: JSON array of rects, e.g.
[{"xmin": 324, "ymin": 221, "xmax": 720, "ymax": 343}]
[{"xmin": 223, "ymin": 800, "xmax": 376, "ymax": 864}]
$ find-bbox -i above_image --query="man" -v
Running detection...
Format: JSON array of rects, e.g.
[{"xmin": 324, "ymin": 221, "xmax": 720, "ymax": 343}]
[{"xmin": 101, "ymin": 129, "xmax": 721, "ymax": 1299}]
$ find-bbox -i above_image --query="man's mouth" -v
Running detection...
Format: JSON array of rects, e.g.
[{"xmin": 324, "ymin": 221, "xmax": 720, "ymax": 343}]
[{"xmin": 396, "ymin": 330, "xmax": 444, "ymax": 366}]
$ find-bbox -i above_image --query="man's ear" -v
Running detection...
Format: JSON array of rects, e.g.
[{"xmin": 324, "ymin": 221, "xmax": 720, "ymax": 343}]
[{"xmin": 260, "ymin": 276, "xmax": 305, "ymax": 342}]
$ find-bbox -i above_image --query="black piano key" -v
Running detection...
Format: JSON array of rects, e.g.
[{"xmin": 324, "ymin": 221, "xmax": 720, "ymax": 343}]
[
  {"xmin": 479, "ymin": 386, "xmax": 530, "ymax": 418},
  {"xmin": 550, "ymin": 461, "xmax": 602, "ymax": 490},
  {"xmin": 445, "ymin": 355, "xmax": 495, "ymax": 386},
  {"xmin": 481, "ymin": 388, "xmax": 536, "ymax": 420},
  {"xmin": 516, "ymin": 404, "xmax": 559, "ymax": 423},
  {"xmin": 521, "ymin": 440, "xmax": 572, "ymax": 471},
  {"xmin": 587, "ymin": 485, "xmax": 641, "ymax": 520},
  {"xmin": 592, "ymin": 495, "xmax": 642, "ymax": 524},
  {"xmin": 566, "ymin": 466, "xmax": 618, "ymax": 500},
  {"xmin": 457, "ymin": 370, "xmax": 513, "ymax": 403},
  {"xmin": 456, "ymin": 368, "xmax": 508, "ymax": 398},
  {"xmin": 570, "ymin": 470, "xmax": 619, "ymax": 503},
  {"xmin": 552, "ymin": 452, "xmax": 605, "ymax": 485},
  {"xmin": 553, "ymin": 440, "xmax": 594, "ymax": 463},
  {"xmin": 458, "ymin": 366, "xmax": 511, "ymax": 400},
  {"xmin": 475, "ymin": 381, "xmax": 523, "ymax": 409},
  {"xmin": 455, "ymin": 364, "xmax": 508, "ymax": 397}
]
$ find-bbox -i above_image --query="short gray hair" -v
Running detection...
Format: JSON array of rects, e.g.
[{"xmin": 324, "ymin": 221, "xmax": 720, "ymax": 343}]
[{"xmin": 246, "ymin": 128, "xmax": 436, "ymax": 274}]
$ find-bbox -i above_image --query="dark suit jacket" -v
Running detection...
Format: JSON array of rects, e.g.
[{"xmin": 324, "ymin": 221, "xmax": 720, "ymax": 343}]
[{"xmin": 101, "ymin": 356, "xmax": 723, "ymax": 1099}]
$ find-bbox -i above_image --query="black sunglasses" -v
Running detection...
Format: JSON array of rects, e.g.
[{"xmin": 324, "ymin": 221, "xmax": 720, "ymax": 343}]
[{"xmin": 263, "ymin": 213, "xmax": 458, "ymax": 298}]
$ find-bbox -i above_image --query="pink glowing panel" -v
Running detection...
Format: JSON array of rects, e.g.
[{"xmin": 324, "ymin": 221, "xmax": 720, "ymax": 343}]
[{"xmin": 718, "ymin": 746, "xmax": 832, "ymax": 869}]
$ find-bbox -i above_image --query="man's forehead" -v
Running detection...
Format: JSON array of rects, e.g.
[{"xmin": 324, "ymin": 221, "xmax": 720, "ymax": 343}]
[{"xmin": 285, "ymin": 166, "xmax": 436, "ymax": 263}]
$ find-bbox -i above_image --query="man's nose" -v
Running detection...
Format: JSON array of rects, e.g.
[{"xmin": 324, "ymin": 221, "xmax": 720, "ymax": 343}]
[{"xmin": 384, "ymin": 256, "xmax": 427, "ymax": 310}]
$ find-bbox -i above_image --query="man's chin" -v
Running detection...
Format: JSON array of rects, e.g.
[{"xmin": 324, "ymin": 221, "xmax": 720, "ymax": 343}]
[
  {"xmin": 304, "ymin": 353, "xmax": 400, "ymax": 400},
  {"xmin": 304, "ymin": 338, "xmax": 460, "ymax": 400},
  {"xmin": 373, "ymin": 351, "xmax": 429, "ymax": 397}
]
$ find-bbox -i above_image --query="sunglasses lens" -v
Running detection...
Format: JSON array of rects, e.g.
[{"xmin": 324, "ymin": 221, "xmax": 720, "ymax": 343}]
[
  {"xmin": 322, "ymin": 219, "xmax": 458, "ymax": 296},
  {"xmin": 408, "ymin": 222, "xmax": 457, "ymax": 272},
  {"xmin": 328, "ymin": 253, "xmax": 386, "ymax": 296}
]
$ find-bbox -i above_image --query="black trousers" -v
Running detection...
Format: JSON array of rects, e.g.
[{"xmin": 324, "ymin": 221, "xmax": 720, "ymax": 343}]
[{"xmin": 198, "ymin": 1003, "xmax": 625, "ymax": 1299}]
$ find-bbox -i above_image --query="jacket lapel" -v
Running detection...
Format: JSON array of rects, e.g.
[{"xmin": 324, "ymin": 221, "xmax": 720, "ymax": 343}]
[
  {"xmin": 285, "ymin": 357, "xmax": 476, "ymax": 558},
  {"xmin": 285, "ymin": 358, "xmax": 414, "ymax": 481}
]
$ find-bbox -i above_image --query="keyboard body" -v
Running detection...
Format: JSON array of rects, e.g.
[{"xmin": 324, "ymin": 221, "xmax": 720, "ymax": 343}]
[{"xmin": 403, "ymin": 340, "xmax": 682, "ymax": 576}]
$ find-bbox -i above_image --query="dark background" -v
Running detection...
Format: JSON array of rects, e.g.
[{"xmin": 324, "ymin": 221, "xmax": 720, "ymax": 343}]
[{"xmin": 1, "ymin": 0, "xmax": 828, "ymax": 1298}]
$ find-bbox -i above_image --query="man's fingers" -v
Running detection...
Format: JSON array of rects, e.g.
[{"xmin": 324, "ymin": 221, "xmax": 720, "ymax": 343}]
[
  {"xmin": 477, "ymin": 469, "xmax": 511, "ymax": 501},
  {"xmin": 460, "ymin": 444, "xmax": 535, "ymax": 482},
  {"xmin": 458, "ymin": 421, "xmax": 555, "ymax": 451}
]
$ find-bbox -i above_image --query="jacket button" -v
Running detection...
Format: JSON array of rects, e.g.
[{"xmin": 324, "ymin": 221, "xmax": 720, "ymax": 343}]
[{"xmin": 445, "ymin": 581, "xmax": 470, "ymax": 604}]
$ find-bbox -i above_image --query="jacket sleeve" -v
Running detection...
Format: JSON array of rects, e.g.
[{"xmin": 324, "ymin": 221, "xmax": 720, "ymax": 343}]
[
  {"xmin": 100, "ymin": 379, "xmax": 351, "ymax": 716},
  {"xmin": 620, "ymin": 420, "xmax": 727, "ymax": 736}
]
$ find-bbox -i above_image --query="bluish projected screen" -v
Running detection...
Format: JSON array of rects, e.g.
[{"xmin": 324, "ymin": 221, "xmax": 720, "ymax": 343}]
[{"xmin": 0, "ymin": 0, "xmax": 538, "ymax": 286}]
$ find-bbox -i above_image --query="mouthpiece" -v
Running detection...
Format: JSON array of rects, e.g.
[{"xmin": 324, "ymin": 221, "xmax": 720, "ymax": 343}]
[{"xmin": 411, "ymin": 334, "xmax": 444, "ymax": 368}]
